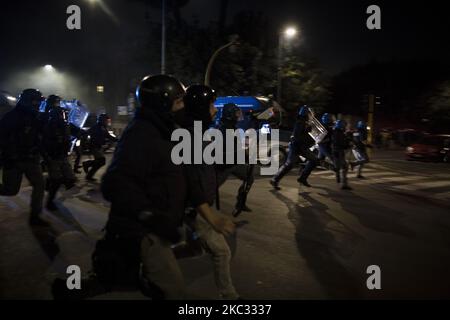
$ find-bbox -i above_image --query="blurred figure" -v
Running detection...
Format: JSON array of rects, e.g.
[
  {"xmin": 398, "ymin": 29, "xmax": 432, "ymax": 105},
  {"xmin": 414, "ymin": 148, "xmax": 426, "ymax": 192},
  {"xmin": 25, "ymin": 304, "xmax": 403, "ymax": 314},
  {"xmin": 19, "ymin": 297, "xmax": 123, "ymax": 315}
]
[
  {"xmin": 42, "ymin": 96, "xmax": 77, "ymax": 211},
  {"xmin": 216, "ymin": 102, "xmax": 254, "ymax": 217},
  {"xmin": 331, "ymin": 120, "xmax": 352, "ymax": 190},
  {"xmin": 182, "ymin": 85, "xmax": 239, "ymax": 299},
  {"xmin": 270, "ymin": 105, "xmax": 318, "ymax": 190},
  {"xmin": 72, "ymin": 129, "xmax": 87, "ymax": 174},
  {"xmin": 350, "ymin": 121, "xmax": 370, "ymax": 179},
  {"xmin": 82, "ymin": 113, "xmax": 117, "ymax": 181},
  {"xmin": 317, "ymin": 113, "xmax": 335, "ymax": 171},
  {"xmin": 0, "ymin": 89, "xmax": 47, "ymax": 225}
]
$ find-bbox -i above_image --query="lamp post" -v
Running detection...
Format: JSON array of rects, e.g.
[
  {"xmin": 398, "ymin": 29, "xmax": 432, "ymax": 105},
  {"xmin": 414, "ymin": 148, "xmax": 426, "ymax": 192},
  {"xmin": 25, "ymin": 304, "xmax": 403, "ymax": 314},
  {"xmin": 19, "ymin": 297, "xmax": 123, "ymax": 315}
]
[
  {"xmin": 204, "ymin": 35, "xmax": 239, "ymax": 86},
  {"xmin": 276, "ymin": 27, "xmax": 298, "ymax": 105},
  {"xmin": 161, "ymin": 0, "xmax": 166, "ymax": 74}
]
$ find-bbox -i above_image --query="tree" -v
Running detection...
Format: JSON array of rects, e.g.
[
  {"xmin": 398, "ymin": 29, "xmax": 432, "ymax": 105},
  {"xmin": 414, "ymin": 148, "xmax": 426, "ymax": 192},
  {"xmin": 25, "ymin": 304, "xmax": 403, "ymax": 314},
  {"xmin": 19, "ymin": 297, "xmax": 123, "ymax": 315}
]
[{"xmin": 422, "ymin": 80, "xmax": 450, "ymax": 132}]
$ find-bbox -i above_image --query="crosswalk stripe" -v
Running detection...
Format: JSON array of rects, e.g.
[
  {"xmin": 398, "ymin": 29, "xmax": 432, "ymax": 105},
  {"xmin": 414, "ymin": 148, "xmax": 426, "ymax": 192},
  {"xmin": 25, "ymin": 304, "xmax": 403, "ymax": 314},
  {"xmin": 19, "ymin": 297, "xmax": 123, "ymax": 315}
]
[
  {"xmin": 313, "ymin": 168, "xmax": 376, "ymax": 176},
  {"xmin": 373, "ymin": 175, "xmax": 428, "ymax": 182},
  {"xmin": 391, "ymin": 180, "xmax": 450, "ymax": 191},
  {"xmin": 353, "ymin": 172, "xmax": 398, "ymax": 177},
  {"xmin": 319, "ymin": 171, "xmax": 398, "ymax": 180},
  {"xmin": 432, "ymin": 191, "xmax": 450, "ymax": 200}
]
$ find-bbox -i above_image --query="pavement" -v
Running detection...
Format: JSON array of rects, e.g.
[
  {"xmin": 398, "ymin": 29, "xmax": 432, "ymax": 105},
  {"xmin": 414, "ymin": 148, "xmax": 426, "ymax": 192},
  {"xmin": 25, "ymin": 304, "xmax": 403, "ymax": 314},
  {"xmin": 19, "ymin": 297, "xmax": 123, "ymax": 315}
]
[{"xmin": 1, "ymin": 148, "xmax": 450, "ymax": 299}]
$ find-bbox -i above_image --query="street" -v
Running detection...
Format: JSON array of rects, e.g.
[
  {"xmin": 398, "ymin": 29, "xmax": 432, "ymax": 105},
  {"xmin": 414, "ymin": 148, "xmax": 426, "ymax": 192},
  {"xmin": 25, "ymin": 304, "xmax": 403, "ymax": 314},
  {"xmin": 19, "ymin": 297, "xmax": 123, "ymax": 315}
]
[{"xmin": 1, "ymin": 149, "xmax": 450, "ymax": 299}]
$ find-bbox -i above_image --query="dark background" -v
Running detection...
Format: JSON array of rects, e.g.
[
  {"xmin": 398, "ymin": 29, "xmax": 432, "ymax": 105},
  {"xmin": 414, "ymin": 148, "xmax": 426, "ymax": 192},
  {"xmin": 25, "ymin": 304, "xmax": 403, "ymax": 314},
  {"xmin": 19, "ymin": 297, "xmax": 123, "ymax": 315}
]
[{"xmin": 1, "ymin": 0, "xmax": 449, "ymax": 130}]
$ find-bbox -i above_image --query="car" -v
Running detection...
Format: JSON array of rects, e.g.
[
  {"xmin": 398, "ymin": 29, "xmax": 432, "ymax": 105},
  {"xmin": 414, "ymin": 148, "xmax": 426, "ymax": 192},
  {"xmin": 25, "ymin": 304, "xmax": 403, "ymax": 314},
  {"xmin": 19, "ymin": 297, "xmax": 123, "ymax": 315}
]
[{"xmin": 406, "ymin": 134, "xmax": 450, "ymax": 162}]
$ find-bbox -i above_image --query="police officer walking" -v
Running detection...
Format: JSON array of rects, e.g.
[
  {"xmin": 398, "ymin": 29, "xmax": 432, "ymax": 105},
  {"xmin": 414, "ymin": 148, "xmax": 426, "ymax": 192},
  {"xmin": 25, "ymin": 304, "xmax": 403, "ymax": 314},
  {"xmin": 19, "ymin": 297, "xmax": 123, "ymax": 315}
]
[
  {"xmin": 331, "ymin": 120, "xmax": 352, "ymax": 190},
  {"xmin": 216, "ymin": 103, "xmax": 254, "ymax": 217},
  {"xmin": 98, "ymin": 74, "xmax": 190, "ymax": 299},
  {"xmin": 350, "ymin": 121, "xmax": 370, "ymax": 179},
  {"xmin": 0, "ymin": 89, "xmax": 47, "ymax": 225},
  {"xmin": 42, "ymin": 96, "xmax": 77, "ymax": 211},
  {"xmin": 270, "ymin": 105, "xmax": 318, "ymax": 190},
  {"xmin": 82, "ymin": 113, "xmax": 117, "ymax": 181},
  {"xmin": 181, "ymin": 84, "xmax": 239, "ymax": 299},
  {"xmin": 317, "ymin": 113, "xmax": 335, "ymax": 171}
]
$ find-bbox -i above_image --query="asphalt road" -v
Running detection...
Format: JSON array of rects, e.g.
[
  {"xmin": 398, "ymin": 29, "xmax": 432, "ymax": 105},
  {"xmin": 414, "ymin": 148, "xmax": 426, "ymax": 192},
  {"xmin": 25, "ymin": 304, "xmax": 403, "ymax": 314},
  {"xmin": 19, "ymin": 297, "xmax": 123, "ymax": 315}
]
[{"xmin": 1, "ymin": 149, "xmax": 449, "ymax": 299}]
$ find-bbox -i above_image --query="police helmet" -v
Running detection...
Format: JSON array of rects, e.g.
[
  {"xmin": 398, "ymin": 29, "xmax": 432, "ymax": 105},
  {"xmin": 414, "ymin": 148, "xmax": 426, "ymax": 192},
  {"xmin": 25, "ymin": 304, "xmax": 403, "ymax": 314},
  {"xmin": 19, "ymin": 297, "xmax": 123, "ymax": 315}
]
[
  {"xmin": 97, "ymin": 113, "xmax": 111, "ymax": 126},
  {"xmin": 298, "ymin": 105, "xmax": 310, "ymax": 118},
  {"xmin": 221, "ymin": 103, "xmax": 241, "ymax": 123},
  {"xmin": 321, "ymin": 113, "xmax": 332, "ymax": 125},
  {"xmin": 136, "ymin": 74, "xmax": 186, "ymax": 114},
  {"xmin": 334, "ymin": 119, "xmax": 347, "ymax": 130},
  {"xmin": 44, "ymin": 95, "xmax": 62, "ymax": 113},
  {"xmin": 17, "ymin": 88, "xmax": 44, "ymax": 111},
  {"xmin": 357, "ymin": 121, "xmax": 366, "ymax": 130},
  {"xmin": 184, "ymin": 84, "xmax": 216, "ymax": 122}
]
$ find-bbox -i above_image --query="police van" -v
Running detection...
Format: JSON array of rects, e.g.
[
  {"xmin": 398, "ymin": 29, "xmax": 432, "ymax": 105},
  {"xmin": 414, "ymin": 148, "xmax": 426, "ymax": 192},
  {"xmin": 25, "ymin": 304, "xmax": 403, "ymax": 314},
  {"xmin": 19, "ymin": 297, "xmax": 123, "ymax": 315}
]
[{"xmin": 213, "ymin": 95, "xmax": 287, "ymax": 167}]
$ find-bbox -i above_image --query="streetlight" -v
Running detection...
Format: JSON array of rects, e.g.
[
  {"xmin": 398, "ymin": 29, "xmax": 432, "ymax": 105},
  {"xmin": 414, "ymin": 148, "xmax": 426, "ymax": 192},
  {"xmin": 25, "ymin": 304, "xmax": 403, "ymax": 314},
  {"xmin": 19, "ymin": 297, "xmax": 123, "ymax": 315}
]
[
  {"xmin": 204, "ymin": 35, "xmax": 239, "ymax": 86},
  {"xmin": 44, "ymin": 64, "xmax": 54, "ymax": 71},
  {"xmin": 276, "ymin": 26, "xmax": 298, "ymax": 105},
  {"xmin": 161, "ymin": 0, "xmax": 166, "ymax": 74}
]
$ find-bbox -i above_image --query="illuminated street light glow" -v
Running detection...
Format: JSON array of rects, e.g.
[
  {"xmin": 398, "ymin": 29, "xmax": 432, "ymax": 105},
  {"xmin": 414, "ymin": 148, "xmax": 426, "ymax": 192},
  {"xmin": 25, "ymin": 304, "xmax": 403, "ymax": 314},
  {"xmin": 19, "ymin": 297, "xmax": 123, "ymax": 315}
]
[
  {"xmin": 97, "ymin": 85, "xmax": 105, "ymax": 93},
  {"xmin": 284, "ymin": 27, "xmax": 297, "ymax": 38}
]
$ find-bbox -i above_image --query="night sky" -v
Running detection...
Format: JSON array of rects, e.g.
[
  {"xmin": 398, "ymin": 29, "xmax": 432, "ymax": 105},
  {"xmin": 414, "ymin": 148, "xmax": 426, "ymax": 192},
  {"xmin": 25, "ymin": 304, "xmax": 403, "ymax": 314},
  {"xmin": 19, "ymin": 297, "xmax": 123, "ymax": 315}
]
[{"xmin": 1, "ymin": 0, "xmax": 449, "ymax": 99}]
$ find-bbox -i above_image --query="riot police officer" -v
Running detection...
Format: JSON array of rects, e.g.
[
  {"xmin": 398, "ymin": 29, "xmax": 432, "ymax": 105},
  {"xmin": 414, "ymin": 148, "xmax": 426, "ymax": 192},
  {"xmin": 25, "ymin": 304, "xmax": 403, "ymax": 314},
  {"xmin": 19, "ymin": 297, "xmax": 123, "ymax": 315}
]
[
  {"xmin": 318, "ymin": 113, "xmax": 335, "ymax": 171},
  {"xmin": 42, "ymin": 97, "xmax": 77, "ymax": 211},
  {"xmin": 331, "ymin": 120, "xmax": 352, "ymax": 190},
  {"xmin": 0, "ymin": 89, "xmax": 46, "ymax": 225},
  {"xmin": 350, "ymin": 121, "xmax": 370, "ymax": 179},
  {"xmin": 216, "ymin": 102, "xmax": 254, "ymax": 217},
  {"xmin": 99, "ymin": 74, "xmax": 189, "ymax": 299},
  {"xmin": 181, "ymin": 84, "xmax": 239, "ymax": 299},
  {"xmin": 82, "ymin": 113, "xmax": 117, "ymax": 181},
  {"xmin": 270, "ymin": 105, "xmax": 318, "ymax": 190}
]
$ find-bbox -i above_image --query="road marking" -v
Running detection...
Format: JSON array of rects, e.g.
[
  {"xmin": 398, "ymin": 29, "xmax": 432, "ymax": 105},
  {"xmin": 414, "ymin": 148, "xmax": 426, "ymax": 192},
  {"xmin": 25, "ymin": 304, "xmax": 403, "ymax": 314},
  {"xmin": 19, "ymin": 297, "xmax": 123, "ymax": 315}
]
[
  {"xmin": 320, "ymin": 171, "xmax": 398, "ymax": 180},
  {"xmin": 375, "ymin": 175, "xmax": 428, "ymax": 182},
  {"xmin": 432, "ymin": 191, "xmax": 450, "ymax": 200},
  {"xmin": 392, "ymin": 180, "xmax": 450, "ymax": 191}
]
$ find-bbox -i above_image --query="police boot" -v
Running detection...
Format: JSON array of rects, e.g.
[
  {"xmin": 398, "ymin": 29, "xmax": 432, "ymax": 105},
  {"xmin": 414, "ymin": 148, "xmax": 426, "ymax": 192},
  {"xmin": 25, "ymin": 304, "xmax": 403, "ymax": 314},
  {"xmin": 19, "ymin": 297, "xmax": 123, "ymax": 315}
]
[
  {"xmin": 270, "ymin": 178, "xmax": 281, "ymax": 190},
  {"xmin": 297, "ymin": 176, "xmax": 312, "ymax": 188},
  {"xmin": 46, "ymin": 182, "xmax": 61, "ymax": 212},
  {"xmin": 349, "ymin": 162, "xmax": 355, "ymax": 171},
  {"xmin": 29, "ymin": 213, "xmax": 49, "ymax": 226},
  {"xmin": 82, "ymin": 161, "xmax": 91, "ymax": 174}
]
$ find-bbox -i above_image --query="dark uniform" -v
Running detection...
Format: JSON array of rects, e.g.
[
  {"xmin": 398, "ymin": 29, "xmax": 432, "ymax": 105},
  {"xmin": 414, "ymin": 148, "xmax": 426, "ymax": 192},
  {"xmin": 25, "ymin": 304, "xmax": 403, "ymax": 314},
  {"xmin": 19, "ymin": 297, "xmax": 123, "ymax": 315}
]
[
  {"xmin": 350, "ymin": 121, "xmax": 370, "ymax": 178},
  {"xmin": 181, "ymin": 85, "xmax": 239, "ymax": 299},
  {"xmin": 52, "ymin": 75, "xmax": 188, "ymax": 300},
  {"xmin": 216, "ymin": 103, "xmax": 254, "ymax": 217},
  {"xmin": 82, "ymin": 113, "xmax": 117, "ymax": 181},
  {"xmin": 317, "ymin": 113, "xmax": 335, "ymax": 171},
  {"xmin": 270, "ymin": 105, "xmax": 318, "ymax": 189},
  {"xmin": 72, "ymin": 126, "xmax": 88, "ymax": 174},
  {"xmin": 331, "ymin": 120, "xmax": 352, "ymax": 190},
  {"xmin": 0, "ymin": 89, "xmax": 46, "ymax": 225},
  {"xmin": 42, "ymin": 100, "xmax": 77, "ymax": 211}
]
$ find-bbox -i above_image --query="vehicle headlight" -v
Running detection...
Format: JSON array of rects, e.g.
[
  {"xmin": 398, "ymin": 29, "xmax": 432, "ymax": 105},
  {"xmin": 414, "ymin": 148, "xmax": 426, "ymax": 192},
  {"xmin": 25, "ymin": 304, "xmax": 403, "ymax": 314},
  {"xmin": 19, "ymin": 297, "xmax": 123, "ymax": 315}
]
[{"xmin": 407, "ymin": 147, "xmax": 414, "ymax": 153}]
